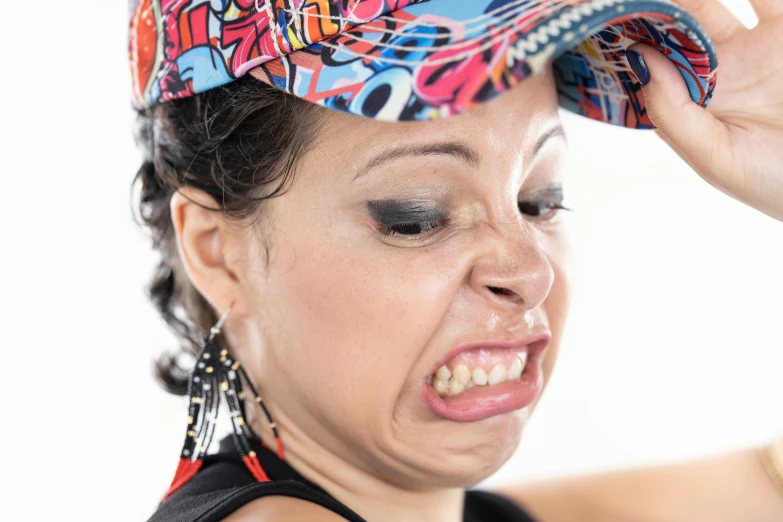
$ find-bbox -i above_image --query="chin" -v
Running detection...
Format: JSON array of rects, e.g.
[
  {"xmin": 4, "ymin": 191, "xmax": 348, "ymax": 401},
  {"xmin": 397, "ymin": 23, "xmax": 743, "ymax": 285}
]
[{"xmin": 417, "ymin": 408, "xmax": 529, "ymax": 488}]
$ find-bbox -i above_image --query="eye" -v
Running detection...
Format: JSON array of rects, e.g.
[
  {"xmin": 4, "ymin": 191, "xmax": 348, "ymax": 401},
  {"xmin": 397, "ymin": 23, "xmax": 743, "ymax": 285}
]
[
  {"xmin": 518, "ymin": 200, "xmax": 571, "ymax": 221},
  {"xmin": 518, "ymin": 185, "xmax": 572, "ymax": 222},
  {"xmin": 367, "ymin": 199, "xmax": 448, "ymax": 243},
  {"xmin": 378, "ymin": 219, "xmax": 445, "ymax": 237}
]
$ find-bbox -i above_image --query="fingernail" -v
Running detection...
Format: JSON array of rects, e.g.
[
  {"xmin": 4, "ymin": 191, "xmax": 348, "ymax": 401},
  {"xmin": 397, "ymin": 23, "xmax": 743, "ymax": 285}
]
[{"xmin": 626, "ymin": 49, "xmax": 650, "ymax": 86}]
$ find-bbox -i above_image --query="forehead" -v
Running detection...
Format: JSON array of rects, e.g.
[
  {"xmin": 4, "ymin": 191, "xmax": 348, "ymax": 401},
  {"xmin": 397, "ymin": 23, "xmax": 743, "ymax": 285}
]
[{"xmin": 307, "ymin": 69, "xmax": 561, "ymax": 174}]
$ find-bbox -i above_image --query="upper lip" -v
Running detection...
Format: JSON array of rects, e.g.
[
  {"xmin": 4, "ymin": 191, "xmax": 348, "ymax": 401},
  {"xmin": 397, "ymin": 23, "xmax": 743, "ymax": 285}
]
[{"xmin": 425, "ymin": 331, "xmax": 552, "ymax": 377}]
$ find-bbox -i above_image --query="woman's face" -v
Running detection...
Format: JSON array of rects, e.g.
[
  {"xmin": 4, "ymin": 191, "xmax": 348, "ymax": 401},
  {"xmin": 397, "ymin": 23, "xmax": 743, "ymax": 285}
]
[{"xmin": 227, "ymin": 69, "xmax": 572, "ymax": 489}]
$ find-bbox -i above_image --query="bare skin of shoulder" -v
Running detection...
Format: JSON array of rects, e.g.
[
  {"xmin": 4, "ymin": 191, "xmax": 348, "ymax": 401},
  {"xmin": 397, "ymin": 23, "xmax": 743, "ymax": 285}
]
[
  {"xmin": 221, "ymin": 446, "xmax": 783, "ymax": 522},
  {"xmin": 499, "ymin": 447, "xmax": 783, "ymax": 522}
]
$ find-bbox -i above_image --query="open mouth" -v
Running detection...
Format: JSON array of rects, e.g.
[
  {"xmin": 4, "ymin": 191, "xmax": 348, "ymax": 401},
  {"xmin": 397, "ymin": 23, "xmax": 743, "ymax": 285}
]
[
  {"xmin": 426, "ymin": 348, "xmax": 529, "ymax": 397},
  {"xmin": 421, "ymin": 336, "xmax": 549, "ymax": 422}
]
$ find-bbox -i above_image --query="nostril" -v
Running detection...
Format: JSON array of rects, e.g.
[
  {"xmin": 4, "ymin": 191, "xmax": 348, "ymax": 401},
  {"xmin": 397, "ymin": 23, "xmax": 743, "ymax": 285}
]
[
  {"xmin": 487, "ymin": 286, "xmax": 523, "ymax": 303},
  {"xmin": 488, "ymin": 286, "xmax": 513, "ymax": 296}
]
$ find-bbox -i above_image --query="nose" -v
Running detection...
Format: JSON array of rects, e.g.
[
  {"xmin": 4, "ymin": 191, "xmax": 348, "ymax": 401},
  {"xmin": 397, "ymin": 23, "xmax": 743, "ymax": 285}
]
[{"xmin": 469, "ymin": 218, "xmax": 554, "ymax": 312}]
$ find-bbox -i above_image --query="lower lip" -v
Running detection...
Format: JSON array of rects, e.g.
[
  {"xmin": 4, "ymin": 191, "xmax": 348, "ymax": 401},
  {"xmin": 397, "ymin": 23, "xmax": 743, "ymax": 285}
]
[{"xmin": 420, "ymin": 351, "xmax": 545, "ymax": 423}]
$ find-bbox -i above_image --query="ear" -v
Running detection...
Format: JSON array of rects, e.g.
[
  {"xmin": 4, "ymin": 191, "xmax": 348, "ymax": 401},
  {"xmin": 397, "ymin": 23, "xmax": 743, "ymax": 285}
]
[{"xmin": 170, "ymin": 186, "xmax": 245, "ymax": 316}]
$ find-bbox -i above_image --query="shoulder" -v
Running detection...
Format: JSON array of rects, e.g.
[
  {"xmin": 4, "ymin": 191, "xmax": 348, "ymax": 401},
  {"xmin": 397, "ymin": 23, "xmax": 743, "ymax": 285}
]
[
  {"xmin": 221, "ymin": 495, "xmax": 350, "ymax": 522},
  {"xmin": 494, "ymin": 482, "xmax": 582, "ymax": 522},
  {"xmin": 494, "ymin": 474, "xmax": 648, "ymax": 522}
]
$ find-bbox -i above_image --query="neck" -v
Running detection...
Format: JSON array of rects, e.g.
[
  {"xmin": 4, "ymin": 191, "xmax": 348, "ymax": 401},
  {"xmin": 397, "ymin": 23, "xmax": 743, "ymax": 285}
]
[{"xmin": 249, "ymin": 412, "xmax": 465, "ymax": 522}]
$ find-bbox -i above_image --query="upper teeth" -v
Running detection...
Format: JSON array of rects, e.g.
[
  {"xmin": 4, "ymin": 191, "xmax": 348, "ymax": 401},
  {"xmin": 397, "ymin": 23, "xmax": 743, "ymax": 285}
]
[
  {"xmin": 429, "ymin": 354, "xmax": 527, "ymax": 397},
  {"xmin": 435, "ymin": 365, "xmax": 452, "ymax": 381}
]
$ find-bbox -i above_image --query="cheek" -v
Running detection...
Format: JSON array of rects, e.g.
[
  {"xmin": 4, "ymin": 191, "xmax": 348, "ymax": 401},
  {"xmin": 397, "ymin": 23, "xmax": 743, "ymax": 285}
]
[
  {"xmin": 260, "ymin": 218, "xmax": 463, "ymax": 421},
  {"xmin": 540, "ymin": 227, "xmax": 573, "ymax": 387}
]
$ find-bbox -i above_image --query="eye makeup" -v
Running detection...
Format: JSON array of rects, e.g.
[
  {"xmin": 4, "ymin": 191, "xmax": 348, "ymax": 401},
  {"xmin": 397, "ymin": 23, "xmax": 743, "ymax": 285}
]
[
  {"xmin": 518, "ymin": 184, "xmax": 571, "ymax": 221},
  {"xmin": 365, "ymin": 199, "xmax": 450, "ymax": 241},
  {"xmin": 366, "ymin": 199, "xmax": 447, "ymax": 227},
  {"xmin": 519, "ymin": 184, "xmax": 565, "ymax": 204},
  {"xmin": 364, "ymin": 183, "xmax": 570, "ymax": 243}
]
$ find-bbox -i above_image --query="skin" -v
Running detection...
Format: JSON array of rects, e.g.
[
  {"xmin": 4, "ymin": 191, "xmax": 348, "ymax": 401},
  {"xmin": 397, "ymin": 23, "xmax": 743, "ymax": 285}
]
[
  {"xmin": 174, "ymin": 69, "xmax": 571, "ymax": 522},
  {"xmin": 170, "ymin": 1, "xmax": 783, "ymax": 520},
  {"xmin": 627, "ymin": 0, "xmax": 783, "ymax": 222}
]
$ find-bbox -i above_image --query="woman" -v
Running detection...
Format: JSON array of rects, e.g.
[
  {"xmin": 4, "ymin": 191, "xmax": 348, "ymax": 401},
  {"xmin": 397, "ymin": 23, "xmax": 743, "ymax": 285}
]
[{"xmin": 131, "ymin": 0, "xmax": 783, "ymax": 521}]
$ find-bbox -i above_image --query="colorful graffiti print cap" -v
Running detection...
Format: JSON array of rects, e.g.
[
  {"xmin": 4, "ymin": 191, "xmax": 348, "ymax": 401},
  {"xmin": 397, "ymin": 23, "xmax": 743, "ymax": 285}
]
[{"xmin": 129, "ymin": 0, "xmax": 717, "ymax": 129}]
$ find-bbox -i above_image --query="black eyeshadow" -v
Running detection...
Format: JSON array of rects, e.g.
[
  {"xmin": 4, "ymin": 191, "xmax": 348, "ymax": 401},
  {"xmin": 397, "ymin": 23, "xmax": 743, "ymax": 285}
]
[
  {"xmin": 520, "ymin": 184, "xmax": 564, "ymax": 203},
  {"xmin": 366, "ymin": 200, "xmax": 446, "ymax": 226}
]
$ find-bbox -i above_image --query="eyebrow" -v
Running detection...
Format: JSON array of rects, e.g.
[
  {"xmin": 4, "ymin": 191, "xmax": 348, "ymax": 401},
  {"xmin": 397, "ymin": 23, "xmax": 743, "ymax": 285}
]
[
  {"xmin": 352, "ymin": 142, "xmax": 480, "ymax": 182},
  {"xmin": 533, "ymin": 125, "xmax": 566, "ymax": 156},
  {"xmin": 352, "ymin": 124, "xmax": 565, "ymax": 182}
]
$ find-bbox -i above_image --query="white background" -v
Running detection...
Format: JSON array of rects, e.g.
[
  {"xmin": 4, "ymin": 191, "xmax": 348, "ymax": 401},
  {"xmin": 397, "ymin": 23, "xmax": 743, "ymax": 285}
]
[{"xmin": 2, "ymin": 1, "xmax": 781, "ymax": 521}]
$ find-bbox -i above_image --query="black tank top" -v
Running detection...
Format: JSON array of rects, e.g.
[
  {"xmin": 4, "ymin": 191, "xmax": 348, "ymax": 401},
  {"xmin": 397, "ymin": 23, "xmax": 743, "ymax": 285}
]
[{"xmin": 147, "ymin": 434, "xmax": 538, "ymax": 522}]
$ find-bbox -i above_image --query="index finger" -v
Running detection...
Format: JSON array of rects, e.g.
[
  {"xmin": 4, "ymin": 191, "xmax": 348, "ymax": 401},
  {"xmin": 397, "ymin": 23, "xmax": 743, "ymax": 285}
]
[
  {"xmin": 749, "ymin": 0, "xmax": 783, "ymax": 20},
  {"xmin": 672, "ymin": 0, "xmax": 746, "ymax": 42}
]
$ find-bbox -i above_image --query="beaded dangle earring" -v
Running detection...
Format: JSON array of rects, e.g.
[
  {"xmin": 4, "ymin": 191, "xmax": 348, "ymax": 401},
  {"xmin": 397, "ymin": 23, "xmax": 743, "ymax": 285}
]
[{"xmin": 162, "ymin": 305, "xmax": 284, "ymax": 501}]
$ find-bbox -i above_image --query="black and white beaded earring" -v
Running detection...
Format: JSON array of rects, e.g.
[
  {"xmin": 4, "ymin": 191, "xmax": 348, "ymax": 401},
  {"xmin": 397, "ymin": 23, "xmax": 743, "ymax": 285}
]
[{"xmin": 162, "ymin": 305, "xmax": 284, "ymax": 501}]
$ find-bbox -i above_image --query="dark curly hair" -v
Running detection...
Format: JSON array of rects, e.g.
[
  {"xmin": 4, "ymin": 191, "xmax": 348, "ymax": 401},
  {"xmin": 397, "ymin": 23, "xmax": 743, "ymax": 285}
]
[{"xmin": 133, "ymin": 76, "xmax": 324, "ymax": 395}]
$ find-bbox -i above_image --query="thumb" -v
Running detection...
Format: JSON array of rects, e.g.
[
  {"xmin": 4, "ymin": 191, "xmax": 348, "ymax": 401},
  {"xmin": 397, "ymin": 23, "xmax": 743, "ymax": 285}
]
[{"xmin": 625, "ymin": 42, "xmax": 728, "ymax": 174}]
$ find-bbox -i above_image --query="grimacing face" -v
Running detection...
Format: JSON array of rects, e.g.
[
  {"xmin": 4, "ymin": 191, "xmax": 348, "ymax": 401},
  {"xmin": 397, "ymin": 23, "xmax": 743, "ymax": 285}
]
[{"xmin": 174, "ymin": 68, "xmax": 573, "ymax": 492}]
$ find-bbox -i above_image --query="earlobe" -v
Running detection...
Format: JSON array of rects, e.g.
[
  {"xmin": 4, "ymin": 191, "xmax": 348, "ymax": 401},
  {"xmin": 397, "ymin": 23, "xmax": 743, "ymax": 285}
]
[{"xmin": 170, "ymin": 187, "xmax": 241, "ymax": 313}]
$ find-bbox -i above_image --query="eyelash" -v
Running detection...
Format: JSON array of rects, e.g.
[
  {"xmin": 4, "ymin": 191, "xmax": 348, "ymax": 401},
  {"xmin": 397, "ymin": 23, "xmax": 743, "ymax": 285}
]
[
  {"xmin": 378, "ymin": 201, "xmax": 572, "ymax": 240},
  {"xmin": 378, "ymin": 218, "xmax": 448, "ymax": 239},
  {"xmin": 518, "ymin": 201, "xmax": 572, "ymax": 220}
]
